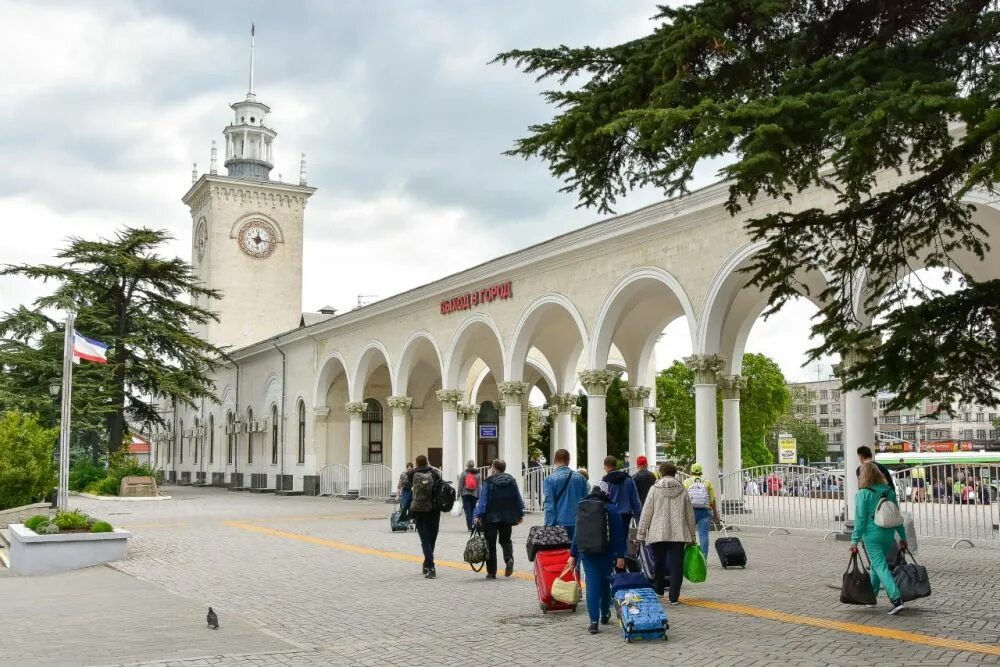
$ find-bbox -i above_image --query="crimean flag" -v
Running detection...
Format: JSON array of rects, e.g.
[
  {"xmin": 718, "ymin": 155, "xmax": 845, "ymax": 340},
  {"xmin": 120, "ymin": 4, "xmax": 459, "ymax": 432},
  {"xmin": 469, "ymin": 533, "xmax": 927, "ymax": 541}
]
[{"xmin": 72, "ymin": 331, "xmax": 108, "ymax": 364}]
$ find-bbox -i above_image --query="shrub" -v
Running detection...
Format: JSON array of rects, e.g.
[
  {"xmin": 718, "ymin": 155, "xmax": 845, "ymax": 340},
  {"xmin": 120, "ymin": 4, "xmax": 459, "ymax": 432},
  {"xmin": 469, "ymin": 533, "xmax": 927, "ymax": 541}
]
[
  {"xmin": 69, "ymin": 460, "xmax": 106, "ymax": 492},
  {"xmin": 85, "ymin": 448, "xmax": 158, "ymax": 496},
  {"xmin": 89, "ymin": 520, "xmax": 113, "ymax": 533},
  {"xmin": 0, "ymin": 411, "xmax": 57, "ymax": 510},
  {"xmin": 53, "ymin": 509, "xmax": 91, "ymax": 531},
  {"xmin": 35, "ymin": 521, "xmax": 60, "ymax": 535},
  {"xmin": 87, "ymin": 476, "xmax": 121, "ymax": 497},
  {"xmin": 23, "ymin": 514, "xmax": 50, "ymax": 531}
]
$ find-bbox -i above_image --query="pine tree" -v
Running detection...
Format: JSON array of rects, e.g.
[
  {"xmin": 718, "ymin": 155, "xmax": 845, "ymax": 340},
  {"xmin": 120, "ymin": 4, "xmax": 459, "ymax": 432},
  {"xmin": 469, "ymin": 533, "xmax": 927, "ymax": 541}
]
[
  {"xmin": 497, "ymin": 1, "xmax": 1000, "ymax": 411},
  {"xmin": 0, "ymin": 228, "xmax": 225, "ymax": 453}
]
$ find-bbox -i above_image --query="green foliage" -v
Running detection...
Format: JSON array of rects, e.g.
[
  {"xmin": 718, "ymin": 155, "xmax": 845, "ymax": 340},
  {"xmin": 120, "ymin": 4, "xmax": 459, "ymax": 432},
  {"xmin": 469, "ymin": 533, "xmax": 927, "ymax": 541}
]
[
  {"xmin": 0, "ymin": 411, "xmax": 57, "ymax": 510},
  {"xmin": 605, "ymin": 376, "xmax": 630, "ymax": 460},
  {"xmin": 497, "ymin": 1, "xmax": 1000, "ymax": 411},
  {"xmin": 69, "ymin": 459, "xmax": 106, "ymax": 492},
  {"xmin": 88, "ymin": 477, "xmax": 121, "ymax": 496},
  {"xmin": 85, "ymin": 448, "xmax": 157, "ymax": 496},
  {"xmin": 89, "ymin": 520, "xmax": 113, "ymax": 533},
  {"xmin": 0, "ymin": 228, "xmax": 227, "ymax": 454},
  {"xmin": 741, "ymin": 437, "xmax": 774, "ymax": 468},
  {"xmin": 35, "ymin": 521, "xmax": 60, "ymax": 535},
  {"xmin": 739, "ymin": 354, "xmax": 791, "ymax": 458},
  {"xmin": 656, "ymin": 362, "xmax": 696, "ymax": 465},
  {"xmin": 23, "ymin": 514, "xmax": 50, "ymax": 531},
  {"xmin": 772, "ymin": 385, "xmax": 834, "ymax": 464},
  {"xmin": 53, "ymin": 509, "xmax": 91, "ymax": 531}
]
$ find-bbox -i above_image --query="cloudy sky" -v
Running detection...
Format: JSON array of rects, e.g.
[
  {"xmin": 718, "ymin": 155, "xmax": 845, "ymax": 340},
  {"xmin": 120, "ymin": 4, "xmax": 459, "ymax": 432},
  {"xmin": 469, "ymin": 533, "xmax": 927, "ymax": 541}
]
[{"xmin": 0, "ymin": 0, "xmax": 836, "ymax": 382}]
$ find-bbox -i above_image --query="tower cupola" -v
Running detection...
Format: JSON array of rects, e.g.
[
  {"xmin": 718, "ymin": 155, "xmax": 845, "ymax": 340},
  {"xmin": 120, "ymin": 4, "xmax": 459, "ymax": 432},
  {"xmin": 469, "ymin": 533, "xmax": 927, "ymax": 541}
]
[{"xmin": 223, "ymin": 24, "xmax": 277, "ymax": 181}]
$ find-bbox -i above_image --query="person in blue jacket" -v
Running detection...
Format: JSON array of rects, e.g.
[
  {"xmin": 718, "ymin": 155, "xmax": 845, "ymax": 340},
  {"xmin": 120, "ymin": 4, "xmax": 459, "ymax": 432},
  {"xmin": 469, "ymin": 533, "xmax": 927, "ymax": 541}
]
[
  {"xmin": 543, "ymin": 448, "xmax": 589, "ymax": 540},
  {"xmin": 602, "ymin": 455, "xmax": 642, "ymax": 527},
  {"xmin": 473, "ymin": 458, "xmax": 525, "ymax": 579},
  {"xmin": 566, "ymin": 481, "xmax": 627, "ymax": 635}
]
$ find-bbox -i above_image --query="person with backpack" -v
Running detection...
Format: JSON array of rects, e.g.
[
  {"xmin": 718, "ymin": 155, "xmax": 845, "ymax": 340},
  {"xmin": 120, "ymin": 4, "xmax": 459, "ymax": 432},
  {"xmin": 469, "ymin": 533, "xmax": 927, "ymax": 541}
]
[
  {"xmin": 474, "ymin": 458, "xmax": 525, "ymax": 579},
  {"xmin": 602, "ymin": 455, "xmax": 642, "ymax": 528},
  {"xmin": 683, "ymin": 463, "xmax": 719, "ymax": 556},
  {"xmin": 397, "ymin": 462, "xmax": 414, "ymax": 521},
  {"xmin": 543, "ymin": 448, "xmax": 590, "ymax": 540},
  {"xmin": 566, "ymin": 481, "xmax": 627, "ymax": 634},
  {"xmin": 632, "ymin": 455, "xmax": 657, "ymax": 507},
  {"xmin": 406, "ymin": 454, "xmax": 444, "ymax": 579},
  {"xmin": 850, "ymin": 462, "xmax": 909, "ymax": 615},
  {"xmin": 459, "ymin": 460, "xmax": 481, "ymax": 532},
  {"xmin": 637, "ymin": 461, "xmax": 697, "ymax": 604}
]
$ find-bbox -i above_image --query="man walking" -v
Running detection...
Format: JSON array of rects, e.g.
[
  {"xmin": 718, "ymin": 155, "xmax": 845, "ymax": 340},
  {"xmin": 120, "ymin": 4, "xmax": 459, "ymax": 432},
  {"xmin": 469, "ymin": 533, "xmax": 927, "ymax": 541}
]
[
  {"xmin": 458, "ymin": 459, "xmax": 481, "ymax": 532},
  {"xmin": 602, "ymin": 455, "xmax": 642, "ymax": 527},
  {"xmin": 406, "ymin": 454, "xmax": 442, "ymax": 579},
  {"xmin": 856, "ymin": 445, "xmax": 894, "ymax": 488},
  {"xmin": 683, "ymin": 463, "xmax": 719, "ymax": 556},
  {"xmin": 397, "ymin": 462, "xmax": 414, "ymax": 521},
  {"xmin": 543, "ymin": 448, "xmax": 589, "ymax": 539},
  {"xmin": 632, "ymin": 455, "xmax": 657, "ymax": 507},
  {"xmin": 474, "ymin": 459, "xmax": 525, "ymax": 578}
]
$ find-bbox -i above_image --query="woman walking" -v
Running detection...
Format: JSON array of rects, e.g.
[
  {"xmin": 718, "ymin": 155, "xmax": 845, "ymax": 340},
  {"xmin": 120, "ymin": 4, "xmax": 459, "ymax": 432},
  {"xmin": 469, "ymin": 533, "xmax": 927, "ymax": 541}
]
[
  {"xmin": 566, "ymin": 481, "xmax": 626, "ymax": 635},
  {"xmin": 636, "ymin": 462, "xmax": 696, "ymax": 604},
  {"xmin": 850, "ymin": 462, "xmax": 909, "ymax": 615}
]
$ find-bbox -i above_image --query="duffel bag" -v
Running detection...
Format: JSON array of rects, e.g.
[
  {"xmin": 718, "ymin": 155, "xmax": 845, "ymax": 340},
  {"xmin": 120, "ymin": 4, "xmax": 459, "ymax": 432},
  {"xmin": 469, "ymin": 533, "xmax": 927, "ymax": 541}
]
[
  {"xmin": 892, "ymin": 551, "xmax": 931, "ymax": 602},
  {"xmin": 526, "ymin": 525, "xmax": 570, "ymax": 562},
  {"xmin": 463, "ymin": 525, "xmax": 488, "ymax": 572}
]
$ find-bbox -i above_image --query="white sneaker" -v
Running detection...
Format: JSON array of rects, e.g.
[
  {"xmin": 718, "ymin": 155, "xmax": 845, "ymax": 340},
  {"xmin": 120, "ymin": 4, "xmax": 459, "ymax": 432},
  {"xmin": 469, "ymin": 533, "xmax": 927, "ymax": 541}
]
[{"xmin": 888, "ymin": 600, "xmax": 904, "ymax": 615}]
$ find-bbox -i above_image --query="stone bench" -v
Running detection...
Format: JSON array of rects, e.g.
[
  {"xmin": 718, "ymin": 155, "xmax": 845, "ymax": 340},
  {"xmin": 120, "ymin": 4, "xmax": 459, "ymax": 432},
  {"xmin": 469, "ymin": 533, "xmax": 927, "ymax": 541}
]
[{"xmin": 120, "ymin": 476, "xmax": 158, "ymax": 497}]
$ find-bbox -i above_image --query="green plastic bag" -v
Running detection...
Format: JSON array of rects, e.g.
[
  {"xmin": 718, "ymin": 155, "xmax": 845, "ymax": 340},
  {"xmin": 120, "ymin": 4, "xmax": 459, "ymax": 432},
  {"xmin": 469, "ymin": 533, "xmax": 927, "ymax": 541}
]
[{"xmin": 683, "ymin": 544, "xmax": 707, "ymax": 583}]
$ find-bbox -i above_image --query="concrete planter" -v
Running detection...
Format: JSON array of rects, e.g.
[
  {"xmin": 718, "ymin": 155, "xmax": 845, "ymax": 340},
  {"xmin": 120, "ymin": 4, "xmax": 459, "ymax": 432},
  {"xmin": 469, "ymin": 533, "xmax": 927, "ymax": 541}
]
[{"xmin": 8, "ymin": 523, "xmax": 132, "ymax": 576}]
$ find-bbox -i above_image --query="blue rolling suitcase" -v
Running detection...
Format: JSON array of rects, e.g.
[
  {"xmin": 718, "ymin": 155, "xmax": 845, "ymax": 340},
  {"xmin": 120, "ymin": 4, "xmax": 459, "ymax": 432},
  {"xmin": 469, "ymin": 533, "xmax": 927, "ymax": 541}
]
[{"xmin": 613, "ymin": 588, "xmax": 669, "ymax": 642}]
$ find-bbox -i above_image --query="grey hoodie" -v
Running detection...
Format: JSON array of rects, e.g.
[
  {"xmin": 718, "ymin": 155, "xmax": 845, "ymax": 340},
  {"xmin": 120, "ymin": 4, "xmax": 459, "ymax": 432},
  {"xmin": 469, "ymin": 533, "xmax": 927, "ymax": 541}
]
[{"xmin": 636, "ymin": 476, "xmax": 697, "ymax": 544}]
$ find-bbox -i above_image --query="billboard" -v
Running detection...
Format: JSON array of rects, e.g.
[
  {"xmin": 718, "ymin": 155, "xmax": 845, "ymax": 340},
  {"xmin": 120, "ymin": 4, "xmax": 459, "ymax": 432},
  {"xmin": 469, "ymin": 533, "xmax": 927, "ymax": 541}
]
[{"xmin": 778, "ymin": 435, "xmax": 797, "ymax": 464}]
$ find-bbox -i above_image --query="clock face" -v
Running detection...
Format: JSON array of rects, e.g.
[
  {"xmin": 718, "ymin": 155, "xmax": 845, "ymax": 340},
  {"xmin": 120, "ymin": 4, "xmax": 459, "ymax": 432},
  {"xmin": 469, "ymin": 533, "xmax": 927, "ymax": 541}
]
[
  {"xmin": 237, "ymin": 220, "xmax": 277, "ymax": 259},
  {"xmin": 195, "ymin": 219, "xmax": 208, "ymax": 262}
]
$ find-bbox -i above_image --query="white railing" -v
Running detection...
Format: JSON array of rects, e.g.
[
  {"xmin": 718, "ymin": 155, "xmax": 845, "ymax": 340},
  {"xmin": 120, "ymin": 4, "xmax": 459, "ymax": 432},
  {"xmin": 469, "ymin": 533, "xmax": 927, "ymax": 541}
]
[
  {"xmin": 319, "ymin": 463, "xmax": 349, "ymax": 496},
  {"xmin": 720, "ymin": 465, "xmax": 847, "ymax": 535},
  {"xmin": 358, "ymin": 463, "xmax": 393, "ymax": 501},
  {"xmin": 890, "ymin": 463, "xmax": 999, "ymax": 546},
  {"xmin": 522, "ymin": 465, "xmax": 557, "ymax": 513}
]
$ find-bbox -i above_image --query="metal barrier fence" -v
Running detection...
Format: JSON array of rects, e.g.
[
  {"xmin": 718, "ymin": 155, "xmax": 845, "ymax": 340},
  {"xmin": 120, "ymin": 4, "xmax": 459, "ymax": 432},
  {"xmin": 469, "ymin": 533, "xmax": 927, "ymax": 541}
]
[
  {"xmin": 319, "ymin": 463, "xmax": 349, "ymax": 496},
  {"xmin": 522, "ymin": 465, "xmax": 556, "ymax": 512},
  {"xmin": 358, "ymin": 463, "xmax": 394, "ymax": 501},
  {"xmin": 719, "ymin": 465, "xmax": 847, "ymax": 536},
  {"xmin": 890, "ymin": 463, "xmax": 999, "ymax": 546}
]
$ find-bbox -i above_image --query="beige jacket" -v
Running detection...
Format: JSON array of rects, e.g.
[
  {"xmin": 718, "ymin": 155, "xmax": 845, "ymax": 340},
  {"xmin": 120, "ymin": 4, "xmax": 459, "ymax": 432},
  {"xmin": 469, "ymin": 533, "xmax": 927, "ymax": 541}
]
[{"xmin": 636, "ymin": 476, "xmax": 697, "ymax": 544}]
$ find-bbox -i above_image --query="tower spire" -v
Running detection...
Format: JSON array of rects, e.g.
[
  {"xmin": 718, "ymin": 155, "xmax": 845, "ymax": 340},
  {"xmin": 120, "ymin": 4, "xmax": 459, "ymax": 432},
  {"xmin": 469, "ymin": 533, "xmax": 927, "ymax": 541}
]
[{"xmin": 248, "ymin": 23, "xmax": 256, "ymax": 100}]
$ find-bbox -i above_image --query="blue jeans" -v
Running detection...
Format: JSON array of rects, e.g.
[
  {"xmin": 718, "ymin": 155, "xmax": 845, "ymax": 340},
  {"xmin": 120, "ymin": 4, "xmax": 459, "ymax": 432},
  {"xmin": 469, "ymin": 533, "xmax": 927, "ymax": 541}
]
[
  {"xmin": 462, "ymin": 495, "xmax": 477, "ymax": 532},
  {"xmin": 580, "ymin": 553, "xmax": 614, "ymax": 623},
  {"xmin": 694, "ymin": 508, "xmax": 712, "ymax": 556},
  {"xmin": 399, "ymin": 489, "xmax": 413, "ymax": 522}
]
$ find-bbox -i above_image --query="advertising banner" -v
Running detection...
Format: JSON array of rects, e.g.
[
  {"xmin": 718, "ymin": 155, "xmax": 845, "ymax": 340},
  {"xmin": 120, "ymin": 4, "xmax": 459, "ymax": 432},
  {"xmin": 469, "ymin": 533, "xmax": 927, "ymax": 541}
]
[{"xmin": 778, "ymin": 435, "xmax": 797, "ymax": 464}]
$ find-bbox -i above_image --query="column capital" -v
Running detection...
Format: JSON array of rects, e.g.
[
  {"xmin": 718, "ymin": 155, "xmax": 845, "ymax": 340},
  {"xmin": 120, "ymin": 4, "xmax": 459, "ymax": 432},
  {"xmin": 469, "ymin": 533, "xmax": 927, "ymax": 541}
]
[
  {"xmin": 718, "ymin": 374, "xmax": 746, "ymax": 400},
  {"xmin": 624, "ymin": 385, "xmax": 651, "ymax": 408},
  {"xmin": 570, "ymin": 405, "xmax": 582, "ymax": 422},
  {"xmin": 578, "ymin": 369, "xmax": 617, "ymax": 396},
  {"xmin": 684, "ymin": 354, "xmax": 726, "ymax": 384},
  {"xmin": 387, "ymin": 395, "xmax": 413, "ymax": 414},
  {"xmin": 550, "ymin": 392, "xmax": 577, "ymax": 413},
  {"xmin": 345, "ymin": 401, "xmax": 367, "ymax": 416},
  {"xmin": 457, "ymin": 402, "xmax": 480, "ymax": 420},
  {"xmin": 498, "ymin": 381, "xmax": 528, "ymax": 407},
  {"xmin": 644, "ymin": 406, "xmax": 660, "ymax": 422},
  {"xmin": 435, "ymin": 389, "xmax": 462, "ymax": 410},
  {"xmin": 313, "ymin": 407, "xmax": 330, "ymax": 421}
]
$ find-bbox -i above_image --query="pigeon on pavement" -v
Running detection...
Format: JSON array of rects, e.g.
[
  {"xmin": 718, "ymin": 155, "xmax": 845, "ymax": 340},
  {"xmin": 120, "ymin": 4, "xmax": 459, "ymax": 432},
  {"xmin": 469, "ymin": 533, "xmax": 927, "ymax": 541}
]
[{"xmin": 207, "ymin": 607, "xmax": 219, "ymax": 629}]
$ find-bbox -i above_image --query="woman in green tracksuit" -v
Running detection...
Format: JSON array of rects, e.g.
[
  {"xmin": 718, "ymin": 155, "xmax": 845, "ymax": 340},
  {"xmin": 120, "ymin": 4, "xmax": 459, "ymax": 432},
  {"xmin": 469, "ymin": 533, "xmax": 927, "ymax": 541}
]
[{"xmin": 851, "ymin": 462, "xmax": 909, "ymax": 615}]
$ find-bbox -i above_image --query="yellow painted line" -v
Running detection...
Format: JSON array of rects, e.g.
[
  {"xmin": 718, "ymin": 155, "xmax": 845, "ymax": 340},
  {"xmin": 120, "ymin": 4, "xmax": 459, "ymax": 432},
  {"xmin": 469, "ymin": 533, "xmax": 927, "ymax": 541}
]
[
  {"xmin": 242, "ymin": 514, "xmax": 384, "ymax": 524},
  {"xmin": 225, "ymin": 520, "xmax": 1000, "ymax": 657},
  {"xmin": 683, "ymin": 598, "xmax": 1000, "ymax": 657}
]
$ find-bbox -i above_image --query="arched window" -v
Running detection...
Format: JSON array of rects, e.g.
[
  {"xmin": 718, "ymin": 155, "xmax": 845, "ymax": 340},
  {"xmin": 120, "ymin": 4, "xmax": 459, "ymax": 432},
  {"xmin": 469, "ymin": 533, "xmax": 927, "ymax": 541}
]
[
  {"xmin": 271, "ymin": 405, "xmax": 279, "ymax": 465},
  {"xmin": 247, "ymin": 408, "xmax": 254, "ymax": 464},
  {"xmin": 226, "ymin": 412, "xmax": 234, "ymax": 464},
  {"xmin": 208, "ymin": 414, "xmax": 215, "ymax": 464},
  {"xmin": 193, "ymin": 418, "xmax": 199, "ymax": 464},
  {"xmin": 297, "ymin": 401, "xmax": 306, "ymax": 464},
  {"xmin": 362, "ymin": 398, "xmax": 383, "ymax": 464},
  {"xmin": 179, "ymin": 419, "xmax": 184, "ymax": 464}
]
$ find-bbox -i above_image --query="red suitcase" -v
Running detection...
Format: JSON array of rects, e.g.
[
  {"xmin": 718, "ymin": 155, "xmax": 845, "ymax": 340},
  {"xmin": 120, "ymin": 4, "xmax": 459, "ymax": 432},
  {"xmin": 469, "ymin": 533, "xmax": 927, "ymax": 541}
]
[{"xmin": 534, "ymin": 548, "xmax": 578, "ymax": 613}]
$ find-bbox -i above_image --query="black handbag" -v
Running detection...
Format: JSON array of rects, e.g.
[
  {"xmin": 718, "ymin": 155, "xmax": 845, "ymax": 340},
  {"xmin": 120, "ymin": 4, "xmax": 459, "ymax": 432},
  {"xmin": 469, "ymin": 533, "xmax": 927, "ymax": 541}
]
[
  {"xmin": 463, "ymin": 525, "xmax": 488, "ymax": 572},
  {"xmin": 892, "ymin": 551, "xmax": 931, "ymax": 602},
  {"xmin": 840, "ymin": 552, "xmax": 877, "ymax": 605},
  {"xmin": 525, "ymin": 525, "xmax": 571, "ymax": 561}
]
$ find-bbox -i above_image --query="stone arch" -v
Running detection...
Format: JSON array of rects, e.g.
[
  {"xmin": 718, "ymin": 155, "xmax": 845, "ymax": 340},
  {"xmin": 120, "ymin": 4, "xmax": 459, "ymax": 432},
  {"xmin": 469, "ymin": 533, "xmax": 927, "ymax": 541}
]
[
  {"xmin": 313, "ymin": 351, "xmax": 351, "ymax": 409},
  {"xmin": 590, "ymin": 267, "xmax": 697, "ymax": 378},
  {"xmin": 350, "ymin": 341, "xmax": 393, "ymax": 401},
  {"xmin": 506, "ymin": 292, "xmax": 589, "ymax": 391},
  {"xmin": 444, "ymin": 313, "xmax": 506, "ymax": 390},
  {"xmin": 262, "ymin": 372, "xmax": 281, "ymax": 410},
  {"xmin": 393, "ymin": 331, "xmax": 445, "ymax": 397},
  {"xmin": 227, "ymin": 211, "xmax": 286, "ymax": 242}
]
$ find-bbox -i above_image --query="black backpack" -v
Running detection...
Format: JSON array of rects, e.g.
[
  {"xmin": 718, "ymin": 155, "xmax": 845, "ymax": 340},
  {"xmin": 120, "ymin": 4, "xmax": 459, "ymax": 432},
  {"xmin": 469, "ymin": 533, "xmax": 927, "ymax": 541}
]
[
  {"xmin": 410, "ymin": 471, "xmax": 435, "ymax": 512},
  {"xmin": 434, "ymin": 479, "xmax": 457, "ymax": 512},
  {"xmin": 575, "ymin": 497, "xmax": 609, "ymax": 554}
]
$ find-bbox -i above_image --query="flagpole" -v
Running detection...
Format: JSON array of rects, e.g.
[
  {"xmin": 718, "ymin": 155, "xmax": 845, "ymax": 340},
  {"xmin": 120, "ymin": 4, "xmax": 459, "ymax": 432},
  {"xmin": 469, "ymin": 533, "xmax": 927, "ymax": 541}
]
[{"xmin": 57, "ymin": 313, "xmax": 74, "ymax": 511}]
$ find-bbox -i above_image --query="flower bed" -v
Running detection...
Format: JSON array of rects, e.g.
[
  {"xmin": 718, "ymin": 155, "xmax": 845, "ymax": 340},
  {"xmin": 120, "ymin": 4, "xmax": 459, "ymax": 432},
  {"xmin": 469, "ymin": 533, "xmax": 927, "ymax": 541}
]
[{"xmin": 9, "ymin": 510, "xmax": 131, "ymax": 575}]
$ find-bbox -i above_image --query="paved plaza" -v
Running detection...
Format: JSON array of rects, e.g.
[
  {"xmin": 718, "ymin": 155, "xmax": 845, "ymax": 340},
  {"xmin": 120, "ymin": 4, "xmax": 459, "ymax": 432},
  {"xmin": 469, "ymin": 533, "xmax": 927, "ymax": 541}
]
[{"xmin": 2, "ymin": 487, "xmax": 999, "ymax": 666}]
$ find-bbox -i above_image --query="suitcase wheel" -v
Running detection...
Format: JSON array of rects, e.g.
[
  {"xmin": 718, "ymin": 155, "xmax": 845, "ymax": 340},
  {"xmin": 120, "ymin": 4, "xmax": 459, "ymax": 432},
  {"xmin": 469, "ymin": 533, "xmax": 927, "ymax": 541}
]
[
  {"xmin": 571, "ymin": 605, "xmax": 577, "ymax": 613},
  {"xmin": 540, "ymin": 604, "xmax": 548, "ymax": 613},
  {"xmin": 663, "ymin": 633, "xmax": 669, "ymax": 641},
  {"xmin": 625, "ymin": 637, "xmax": 632, "ymax": 643}
]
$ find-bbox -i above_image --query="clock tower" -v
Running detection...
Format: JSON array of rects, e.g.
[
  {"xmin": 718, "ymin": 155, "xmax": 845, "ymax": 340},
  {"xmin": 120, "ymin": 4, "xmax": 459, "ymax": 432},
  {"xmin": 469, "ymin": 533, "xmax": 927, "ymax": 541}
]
[{"xmin": 183, "ymin": 28, "xmax": 316, "ymax": 350}]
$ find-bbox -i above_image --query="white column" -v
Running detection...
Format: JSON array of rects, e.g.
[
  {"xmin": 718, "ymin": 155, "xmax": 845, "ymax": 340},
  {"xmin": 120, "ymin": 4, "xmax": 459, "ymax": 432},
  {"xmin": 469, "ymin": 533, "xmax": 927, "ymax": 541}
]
[
  {"xmin": 499, "ymin": 382, "xmax": 527, "ymax": 487},
  {"xmin": 569, "ymin": 405, "xmax": 581, "ymax": 469},
  {"xmin": 844, "ymin": 384, "xmax": 873, "ymax": 525},
  {"xmin": 644, "ymin": 407, "xmax": 659, "ymax": 463},
  {"xmin": 580, "ymin": 370, "xmax": 616, "ymax": 479},
  {"xmin": 463, "ymin": 404, "xmax": 478, "ymax": 466},
  {"xmin": 311, "ymin": 407, "xmax": 329, "ymax": 473},
  {"xmin": 436, "ymin": 390, "xmax": 462, "ymax": 483},
  {"xmin": 686, "ymin": 355, "xmax": 725, "ymax": 487},
  {"xmin": 553, "ymin": 392, "xmax": 574, "ymax": 463},
  {"xmin": 521, "ymin": 395, "xmax": 530, "ymax": 473},
  {"xmin": 719, "ymin": 375, "xmax": 745, "ymax": 504},
  {"xmin": 625, "ymin": 386, "xmax": 651, "ymax": 467},
  {"xmin": 345, "ymin": 401, "xmax": 366, "ymax": 495},
  {"xmin": 388, "ymin": 396, "xmax": 411, "ymax": 497}
]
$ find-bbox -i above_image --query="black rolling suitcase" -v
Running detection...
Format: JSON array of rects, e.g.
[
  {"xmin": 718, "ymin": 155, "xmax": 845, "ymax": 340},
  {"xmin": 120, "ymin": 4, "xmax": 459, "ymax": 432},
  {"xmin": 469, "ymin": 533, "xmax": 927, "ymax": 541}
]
[
  {"xmin": 714, "ymin": 525, "xmax": 746, "ymax": 568},
  {"xmin": 390, "ymin": 503, "xmax": 412, "ymax": 532}
]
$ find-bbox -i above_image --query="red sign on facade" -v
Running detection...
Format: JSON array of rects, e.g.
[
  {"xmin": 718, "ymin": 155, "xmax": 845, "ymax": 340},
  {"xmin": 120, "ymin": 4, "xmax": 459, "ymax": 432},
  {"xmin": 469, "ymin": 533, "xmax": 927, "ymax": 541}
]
[{"xmin": 440, "ymin": 281, "xmax": 512, "ymax": 315}]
